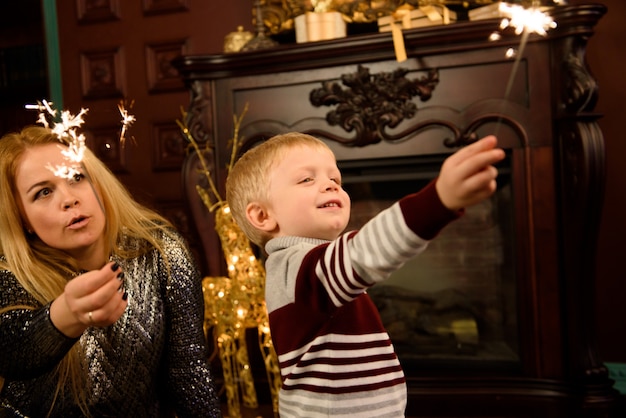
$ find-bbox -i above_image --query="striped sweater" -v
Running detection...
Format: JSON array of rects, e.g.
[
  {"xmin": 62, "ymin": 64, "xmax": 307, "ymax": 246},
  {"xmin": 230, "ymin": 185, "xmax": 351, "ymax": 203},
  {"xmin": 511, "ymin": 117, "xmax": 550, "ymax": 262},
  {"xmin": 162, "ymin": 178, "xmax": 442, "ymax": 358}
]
[{"xmin": 264, "ymin": 180, "xmax": 460, "ymax": 417}]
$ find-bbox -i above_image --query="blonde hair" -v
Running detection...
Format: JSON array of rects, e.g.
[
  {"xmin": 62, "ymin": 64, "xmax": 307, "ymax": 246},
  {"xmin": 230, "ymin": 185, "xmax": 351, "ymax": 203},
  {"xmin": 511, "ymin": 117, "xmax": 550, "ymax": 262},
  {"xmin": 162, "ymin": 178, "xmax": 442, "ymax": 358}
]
[
  {"xmin": 226, "ymin": 132, "xmax": 332, "ymax": 248},
  {"xmin": 0, "ymin": 125, "xmax": 181, "ymax": 416}
]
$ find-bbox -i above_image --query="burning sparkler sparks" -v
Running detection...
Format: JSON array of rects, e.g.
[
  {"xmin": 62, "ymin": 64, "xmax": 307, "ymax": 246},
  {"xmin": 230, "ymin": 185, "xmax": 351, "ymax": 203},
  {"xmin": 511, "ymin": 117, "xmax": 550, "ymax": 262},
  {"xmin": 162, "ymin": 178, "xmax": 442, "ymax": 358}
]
[
  {"xmin": 26, "ymin": 100, "xmax": 89, "ymax": 180},
  {"xmin": 498, "ymin": 3, "xmax": 557, "ymax": 37},
  {"xmin": 25, "ymin": 99, "xmax": 136, "ymax": 217},
  {"xmin": 48, "ymin": 130, "xmax": 87, "ymax": 179},
  {"xmin": 25, "ymin": 98, "xmax": 136, "ymax": 179},
  {"xmin": 118, "ymin": 99, "xmax": 136, "ymax": 146},
  {"xmin": 489, "ymin": 2, "xmax": 558, "ymax": 136},
  {"xmin": 25, "ymin": 100, "xmax": 57, "ymax": 127}
]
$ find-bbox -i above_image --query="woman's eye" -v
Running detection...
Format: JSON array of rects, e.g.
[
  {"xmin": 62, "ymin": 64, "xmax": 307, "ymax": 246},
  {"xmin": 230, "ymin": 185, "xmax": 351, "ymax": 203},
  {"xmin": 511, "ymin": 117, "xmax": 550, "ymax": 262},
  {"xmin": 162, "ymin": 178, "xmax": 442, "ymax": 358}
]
[
  {"xmin": 34, "ymin": 188, "xmax": 51, "ymax": 200},
  {"xmin": 70, "ymin": 173, "xmax": 85, "ymax": 184}
]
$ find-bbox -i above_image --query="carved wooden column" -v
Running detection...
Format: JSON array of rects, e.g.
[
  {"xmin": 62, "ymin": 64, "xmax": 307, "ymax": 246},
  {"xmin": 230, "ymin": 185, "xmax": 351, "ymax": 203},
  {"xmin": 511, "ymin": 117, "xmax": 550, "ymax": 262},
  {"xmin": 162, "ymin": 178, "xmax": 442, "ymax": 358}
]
[
  {"xmin": 551, "ymin": 5, "xmax": 614, "ymax": 412},
  {"xmin": 181, "ymin": 80, "xmax": 223, "ymax": 277}
]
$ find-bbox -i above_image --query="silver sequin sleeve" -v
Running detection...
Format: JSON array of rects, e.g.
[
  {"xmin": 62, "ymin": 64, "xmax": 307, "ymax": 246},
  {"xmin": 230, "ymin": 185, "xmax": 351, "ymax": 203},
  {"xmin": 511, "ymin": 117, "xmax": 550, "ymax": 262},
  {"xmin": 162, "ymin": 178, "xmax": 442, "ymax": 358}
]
[
  {"xmin": 0, "ymin": 289, "xmax": 79, "ymax": 379},
  {"xmin": 0, "ymin": 231, "xmax": 222, "ymax": 417},
  {"xmin": 158, "ymin": 231, "xmax": 222, "ymax": 417}
]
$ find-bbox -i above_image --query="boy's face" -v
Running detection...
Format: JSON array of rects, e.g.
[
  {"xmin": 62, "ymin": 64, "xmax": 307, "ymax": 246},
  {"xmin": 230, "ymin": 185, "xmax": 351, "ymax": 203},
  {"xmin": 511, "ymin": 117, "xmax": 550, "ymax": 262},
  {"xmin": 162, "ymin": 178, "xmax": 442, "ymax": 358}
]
[{"xmin": 266, "ymin": 144, "xmax": 351, "ymax": 241}]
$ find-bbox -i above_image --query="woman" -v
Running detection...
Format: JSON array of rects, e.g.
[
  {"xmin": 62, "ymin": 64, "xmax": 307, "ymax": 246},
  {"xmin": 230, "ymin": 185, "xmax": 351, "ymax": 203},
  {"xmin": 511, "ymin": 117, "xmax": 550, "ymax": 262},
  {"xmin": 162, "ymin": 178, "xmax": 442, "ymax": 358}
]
[{"xmin": 0, "ymin": 126, "xmax": 221, "ymax": 417}]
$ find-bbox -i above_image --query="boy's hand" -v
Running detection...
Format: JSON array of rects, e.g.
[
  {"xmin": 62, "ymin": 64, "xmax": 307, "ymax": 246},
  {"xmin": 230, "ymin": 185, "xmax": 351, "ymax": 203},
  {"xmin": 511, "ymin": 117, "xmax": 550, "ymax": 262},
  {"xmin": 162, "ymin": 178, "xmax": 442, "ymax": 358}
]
[{"xmin": 436, "ymin": 135, "xmax": 505, "ymax": 211}]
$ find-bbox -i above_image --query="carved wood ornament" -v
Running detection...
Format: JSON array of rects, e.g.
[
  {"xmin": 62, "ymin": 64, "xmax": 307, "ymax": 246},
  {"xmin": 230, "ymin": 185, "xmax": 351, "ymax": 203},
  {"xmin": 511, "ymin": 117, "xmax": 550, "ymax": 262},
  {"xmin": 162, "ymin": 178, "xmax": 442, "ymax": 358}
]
[
  {"xmin": 309, "ymin": 64, "xmax": 529, "ymax": 149},
  {"xmin": 309, "ymin": 65, "xmax": 440, "ymax": 147}
]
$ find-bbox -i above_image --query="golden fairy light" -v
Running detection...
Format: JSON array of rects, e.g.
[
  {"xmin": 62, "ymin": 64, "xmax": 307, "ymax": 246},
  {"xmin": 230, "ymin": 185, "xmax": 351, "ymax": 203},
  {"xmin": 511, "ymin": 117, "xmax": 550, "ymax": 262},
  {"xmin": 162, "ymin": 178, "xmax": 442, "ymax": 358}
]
[{"xmin": 179, "ymin": 103, "xmax": 281, "ymax": 418}]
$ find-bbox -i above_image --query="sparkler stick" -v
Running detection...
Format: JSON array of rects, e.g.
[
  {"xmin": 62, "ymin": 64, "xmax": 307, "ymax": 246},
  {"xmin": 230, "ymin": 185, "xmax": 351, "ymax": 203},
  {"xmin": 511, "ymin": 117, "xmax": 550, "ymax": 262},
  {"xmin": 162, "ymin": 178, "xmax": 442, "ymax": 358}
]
[{"xmin": 491, "ymin": 3, "xmax": 557, "ymax": 137}]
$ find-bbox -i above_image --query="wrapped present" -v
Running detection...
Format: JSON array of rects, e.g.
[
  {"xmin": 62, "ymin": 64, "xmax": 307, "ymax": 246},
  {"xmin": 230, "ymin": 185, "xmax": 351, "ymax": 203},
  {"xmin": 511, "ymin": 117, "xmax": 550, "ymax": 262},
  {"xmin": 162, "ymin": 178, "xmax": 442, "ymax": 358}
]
[
  {"xmin": 468, "ymin": 2, "xmax": 513, "ymax": 21},
  {"xmin": 378, "ymin": 5, "xmax": 457, "ymax": 32},
  {"xmin": 294, "ymin": 11, "xmax": 347, "ymax": 43},
  {"xmin": 468, "ymin": 2, "xmax": 553, "ymax": 22}
]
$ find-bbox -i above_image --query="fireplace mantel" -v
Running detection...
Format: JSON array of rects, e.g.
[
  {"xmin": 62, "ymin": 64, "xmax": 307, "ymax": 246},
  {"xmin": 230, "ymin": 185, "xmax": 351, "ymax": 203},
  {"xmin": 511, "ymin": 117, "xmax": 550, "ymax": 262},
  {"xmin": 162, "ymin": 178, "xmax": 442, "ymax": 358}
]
[{"xmin": 173, "ymin": 4, "xmax": 623, "ymax": 416}]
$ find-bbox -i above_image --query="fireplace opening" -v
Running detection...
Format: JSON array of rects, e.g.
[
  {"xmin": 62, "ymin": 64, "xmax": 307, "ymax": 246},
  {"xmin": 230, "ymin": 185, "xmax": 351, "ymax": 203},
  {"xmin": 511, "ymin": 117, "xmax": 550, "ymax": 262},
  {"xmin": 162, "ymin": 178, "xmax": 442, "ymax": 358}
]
[{"xmin": 338, "ymin": 153, "xmax": 520, "ymax": 372}]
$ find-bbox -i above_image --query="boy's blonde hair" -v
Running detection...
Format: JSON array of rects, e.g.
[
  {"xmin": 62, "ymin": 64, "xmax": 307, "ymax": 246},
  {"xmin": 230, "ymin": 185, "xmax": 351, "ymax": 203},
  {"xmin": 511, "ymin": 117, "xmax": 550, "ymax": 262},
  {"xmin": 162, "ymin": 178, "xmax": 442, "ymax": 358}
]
[{"xmin": 226, "ymin": 132, "xmax": 332, "ymax": 248}]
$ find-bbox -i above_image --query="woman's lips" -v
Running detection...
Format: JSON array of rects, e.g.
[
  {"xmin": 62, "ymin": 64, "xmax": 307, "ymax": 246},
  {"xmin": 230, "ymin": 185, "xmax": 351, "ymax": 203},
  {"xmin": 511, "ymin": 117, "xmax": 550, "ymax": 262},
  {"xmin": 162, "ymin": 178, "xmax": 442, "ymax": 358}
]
[{"xmin": 67, "ymin": 216, "xmax": 89, "ymax": 229}]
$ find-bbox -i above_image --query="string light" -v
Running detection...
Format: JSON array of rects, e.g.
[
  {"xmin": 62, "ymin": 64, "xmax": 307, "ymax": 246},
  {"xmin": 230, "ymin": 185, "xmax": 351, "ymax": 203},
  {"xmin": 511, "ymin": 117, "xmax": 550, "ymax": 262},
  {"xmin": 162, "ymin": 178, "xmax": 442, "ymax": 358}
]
[{"xmin": 181, "ymin": 105, "xmax": 281, "ymax": 418}]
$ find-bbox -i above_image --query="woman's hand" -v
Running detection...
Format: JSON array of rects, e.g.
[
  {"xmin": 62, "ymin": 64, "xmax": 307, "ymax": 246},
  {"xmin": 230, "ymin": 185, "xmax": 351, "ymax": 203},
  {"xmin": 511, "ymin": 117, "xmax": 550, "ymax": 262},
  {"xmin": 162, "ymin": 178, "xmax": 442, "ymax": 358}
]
[{"xmin": 49, "ymin": 261, "xmax": 128, "ymax": 338}]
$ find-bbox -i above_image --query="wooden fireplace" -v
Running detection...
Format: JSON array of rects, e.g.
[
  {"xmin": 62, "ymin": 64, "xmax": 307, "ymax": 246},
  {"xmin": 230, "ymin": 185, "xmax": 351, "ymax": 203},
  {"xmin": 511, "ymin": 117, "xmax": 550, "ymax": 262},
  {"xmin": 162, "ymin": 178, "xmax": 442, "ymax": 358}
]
[{"xmin": 173, "ymin": 4, "xmax": 623, "ymax": 416}]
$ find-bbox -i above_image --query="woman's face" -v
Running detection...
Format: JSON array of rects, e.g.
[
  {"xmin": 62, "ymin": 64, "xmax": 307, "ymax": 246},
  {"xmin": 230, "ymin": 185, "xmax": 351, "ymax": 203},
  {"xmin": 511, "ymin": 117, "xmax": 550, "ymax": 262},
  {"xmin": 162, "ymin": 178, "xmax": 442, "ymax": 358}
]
[{"xmin": 15, "ymin": 143, "xmax": 106, "ymax": 261}]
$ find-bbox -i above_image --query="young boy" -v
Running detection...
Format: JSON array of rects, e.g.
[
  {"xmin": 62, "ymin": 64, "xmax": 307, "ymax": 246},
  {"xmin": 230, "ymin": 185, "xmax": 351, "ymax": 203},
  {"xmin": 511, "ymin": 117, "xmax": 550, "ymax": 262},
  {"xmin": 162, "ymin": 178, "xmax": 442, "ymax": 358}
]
[{"xmin": 226, "ymin": 132, "xmax": 504, "ymax": 417}]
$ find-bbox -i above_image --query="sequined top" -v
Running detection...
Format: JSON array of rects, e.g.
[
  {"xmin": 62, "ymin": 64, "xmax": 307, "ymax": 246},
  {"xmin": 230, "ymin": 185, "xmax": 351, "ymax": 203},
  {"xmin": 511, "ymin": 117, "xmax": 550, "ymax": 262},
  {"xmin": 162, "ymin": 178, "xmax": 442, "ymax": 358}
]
[{"xmin": 0, "ymin": 231, "xmax": 221, "ymax": 417}]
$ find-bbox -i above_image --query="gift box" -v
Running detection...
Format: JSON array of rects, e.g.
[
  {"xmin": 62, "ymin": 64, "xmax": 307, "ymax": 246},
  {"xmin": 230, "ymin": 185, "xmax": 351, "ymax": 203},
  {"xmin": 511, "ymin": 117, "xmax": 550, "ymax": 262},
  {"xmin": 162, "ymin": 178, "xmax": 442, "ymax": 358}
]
[
  {"xmin": 378, "ymin": 5, "xmax": 457, "ymax": 32},
  {"xmin": 468, "ymin": 2, "xmax": 551, "ymax": 21},
  {"xmin": 468, "ymin": 2, "xmax": 513, "ymax": 21},
  {"xmin": 294, "ymin": 12, "xmax": 347, "ymax": 43}
]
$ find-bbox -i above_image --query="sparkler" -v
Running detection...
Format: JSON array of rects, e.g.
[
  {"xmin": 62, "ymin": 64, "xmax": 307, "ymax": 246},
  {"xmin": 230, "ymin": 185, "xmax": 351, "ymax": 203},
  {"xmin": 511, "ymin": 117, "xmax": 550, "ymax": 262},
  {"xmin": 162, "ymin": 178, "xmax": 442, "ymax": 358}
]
[
  {"xmin": 25, "ymin": 98, "xmax": 137, "ymax": 215},
  {"xmin": 498, "ymin": 3, "xmax": 557, "ymax": 37},
  {"xmin": 490, "ymin": 2, "xmax": 557, "ymax": 137},
  {"xmin": 25, "ymin": 100, "xmax": 89, "ymax": 180},
  {"xmin": 25, "ymin": 99, "xmax": 137, "ymax": 177},
  {"xmin": 118, "ymin": 99, "xmax": 136, "ymax": 146}
]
